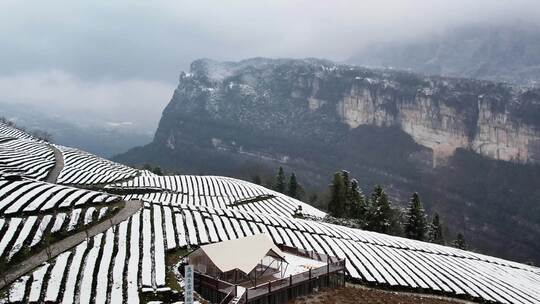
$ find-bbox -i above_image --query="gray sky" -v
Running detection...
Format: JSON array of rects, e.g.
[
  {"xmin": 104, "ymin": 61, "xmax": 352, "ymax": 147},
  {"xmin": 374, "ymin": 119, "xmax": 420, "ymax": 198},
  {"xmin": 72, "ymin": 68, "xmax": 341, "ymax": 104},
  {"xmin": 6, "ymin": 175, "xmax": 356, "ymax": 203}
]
[{"xmin": 1, "ymin": 0, "xmax": 539, "ymax": 131}]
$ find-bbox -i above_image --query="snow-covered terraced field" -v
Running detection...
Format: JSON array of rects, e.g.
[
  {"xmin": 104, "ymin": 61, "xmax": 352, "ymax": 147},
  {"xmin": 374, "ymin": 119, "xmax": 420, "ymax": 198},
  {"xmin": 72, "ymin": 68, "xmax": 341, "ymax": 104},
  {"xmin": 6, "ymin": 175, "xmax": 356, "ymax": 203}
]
[
  {"xmin": 0, "ymin": 206, "xmax": 112, "ymax": 263},
  {"xmin": 55, "ymin": 145, "xmax": 139, "ymax": 185},
  {"xmin": 0, "ymin": 139, "xmax": 55, "ymax": 181},
  {"xmin": 125, "ymin": 191, "xmax": 325, "ymax": 218},
  {"xmin": 116, "ymin": 175, "xmax": 326, "ymax": 218},
  {"xmin": 169, "ymin": 202, "xmax": 540, "ymax": 303},
  {"xmin": 2, "ymin": 210, "xmax": 165, "ymax": 304},
  {"xmin": 4, "ymin": 200, "xmax": 540, "ymax": 304},
  {"xmin": 0, "ymin": 126, "xmax": 539, "ymax": 304},
  {"xmin": 113, "ymin": 174, "xmax": 284, "ymax": 198},
  {"xmin": 0, "ymin": 178, "xmax": 119, "ymax": 215},
  {"xmin": 0, "ymin": 123, "xmax": 39, "ymax": 142}
]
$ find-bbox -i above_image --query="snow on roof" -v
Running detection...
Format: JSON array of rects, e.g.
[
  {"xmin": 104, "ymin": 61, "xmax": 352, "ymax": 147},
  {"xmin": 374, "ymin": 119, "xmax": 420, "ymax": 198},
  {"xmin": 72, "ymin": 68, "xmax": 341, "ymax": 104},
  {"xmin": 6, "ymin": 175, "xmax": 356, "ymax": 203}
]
[{"xmin": 194, "ymin": 234, "xmax": 286, "ymax": 275}]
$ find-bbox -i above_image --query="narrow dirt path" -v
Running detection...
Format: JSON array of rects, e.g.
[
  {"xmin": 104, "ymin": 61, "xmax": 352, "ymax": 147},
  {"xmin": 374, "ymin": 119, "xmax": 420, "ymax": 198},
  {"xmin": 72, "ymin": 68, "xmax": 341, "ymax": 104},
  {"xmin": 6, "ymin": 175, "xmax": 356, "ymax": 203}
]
[
  {"xmin": 0, "ymin": 200, "xmax": 143, "ymax": 290},
  {"xmin": 44, "ymin": 144, "xmax": 64, "ymax": 184}
]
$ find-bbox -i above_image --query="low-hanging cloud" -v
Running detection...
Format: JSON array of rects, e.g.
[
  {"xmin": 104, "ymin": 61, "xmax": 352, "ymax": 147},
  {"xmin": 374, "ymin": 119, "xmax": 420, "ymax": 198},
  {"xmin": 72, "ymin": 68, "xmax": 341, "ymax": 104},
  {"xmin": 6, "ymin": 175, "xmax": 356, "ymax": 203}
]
[
  {"xmin": 0, "ymin": 70, "xmax": 174, "ymax": 131},
  {"xmin": 0, "ymin": 0, "xmax": 539, "ymax": 128},
  {"xmin": 2, "ymin": 0, "xmax": 539, "ymax": 80}
]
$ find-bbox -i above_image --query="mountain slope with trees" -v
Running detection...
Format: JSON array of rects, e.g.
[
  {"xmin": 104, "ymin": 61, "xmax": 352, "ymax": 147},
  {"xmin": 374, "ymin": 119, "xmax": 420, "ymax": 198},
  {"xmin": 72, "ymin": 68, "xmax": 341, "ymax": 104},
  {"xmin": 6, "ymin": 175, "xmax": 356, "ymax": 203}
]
[{"xmin": 114, "ymin": 58, "xmax": 540, "ymax": 264}]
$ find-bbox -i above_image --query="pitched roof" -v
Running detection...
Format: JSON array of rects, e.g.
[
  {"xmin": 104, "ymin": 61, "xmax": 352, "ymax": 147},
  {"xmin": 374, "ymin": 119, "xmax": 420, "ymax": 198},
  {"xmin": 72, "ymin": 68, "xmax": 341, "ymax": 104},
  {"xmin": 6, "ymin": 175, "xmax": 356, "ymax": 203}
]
[{"xmin": 195, "ymin": 234, "xmax": 286, "ymax": 274}]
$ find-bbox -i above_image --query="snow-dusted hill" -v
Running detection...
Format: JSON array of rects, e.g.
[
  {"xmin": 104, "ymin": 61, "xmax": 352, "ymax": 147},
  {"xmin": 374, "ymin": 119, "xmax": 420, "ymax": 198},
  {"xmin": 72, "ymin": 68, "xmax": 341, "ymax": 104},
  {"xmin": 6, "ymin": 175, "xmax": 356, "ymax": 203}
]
[{"xmin": 0, "ymin": 122, "xmax": 539, "ymax": 304}]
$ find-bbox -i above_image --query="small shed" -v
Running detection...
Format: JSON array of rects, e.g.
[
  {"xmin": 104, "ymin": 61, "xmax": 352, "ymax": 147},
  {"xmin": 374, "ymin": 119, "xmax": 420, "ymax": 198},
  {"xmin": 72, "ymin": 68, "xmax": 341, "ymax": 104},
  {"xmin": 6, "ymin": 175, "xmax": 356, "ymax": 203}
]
[{"xmin": 187, "ymin": 234, "xmax": 288, "ymax": 285}]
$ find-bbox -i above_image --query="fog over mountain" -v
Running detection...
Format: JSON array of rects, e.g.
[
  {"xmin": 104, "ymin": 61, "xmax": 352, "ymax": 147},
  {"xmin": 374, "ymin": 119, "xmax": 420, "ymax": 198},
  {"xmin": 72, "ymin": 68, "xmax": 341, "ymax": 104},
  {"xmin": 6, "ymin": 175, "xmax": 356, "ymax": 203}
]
[
  {"xmin": 349, "ymin": 21, "xmax": 540, "ymax": 86},
  {"xmin": 1, "ymin": 0, "xmax": 540, "ymax": 135}
]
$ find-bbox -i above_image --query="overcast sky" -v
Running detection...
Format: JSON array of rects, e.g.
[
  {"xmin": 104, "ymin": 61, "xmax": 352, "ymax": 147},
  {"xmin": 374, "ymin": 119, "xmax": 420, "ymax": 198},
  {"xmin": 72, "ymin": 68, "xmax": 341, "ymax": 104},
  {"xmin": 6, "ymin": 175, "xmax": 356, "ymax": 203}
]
[{"xmin": 1, "ymin": 0, "xmax": 539, "ymax": 131}]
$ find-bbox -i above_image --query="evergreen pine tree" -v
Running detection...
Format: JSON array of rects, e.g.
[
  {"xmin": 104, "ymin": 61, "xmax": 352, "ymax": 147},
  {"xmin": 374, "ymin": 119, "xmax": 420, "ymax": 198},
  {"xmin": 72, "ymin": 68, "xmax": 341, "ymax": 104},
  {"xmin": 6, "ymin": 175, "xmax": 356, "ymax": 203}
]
[
  {"xmin": 428, "ymin": 213, "xmax": 445, "ymax": 244},
  {"xmin": 341, "ymin": 170, "xmax": 351, "ymax": 214},
  {"xmin": 453, "ymin": 233, "xmax": 467, "ymax": 250},
  {"xmin": 327, "ymin": 174, "xmax": 338, "ymax": 216},
  {"xmin": 341, "ymin": 170, "xmax": 351, "ymax": 190},
  {"xmin": 252, "ymin": 175, "xmax": 262, "ymax": 185},
  {"xmin": 404, "ymin": 192, "xmax": 427, "ymax": 241},
  {"xmin": 328, "ymin": 172, "xmax": 346, "ymax": 217},
  {"xmin": 153, "ymin": 166, "xmax": 164, "ymax": 176},
  {"xmin": 288, "ymin": 173, "xmax": 299, "ymax": 199},
  {"xmin": 274, "ymin": 167, "xmax": 286, "ymax": 193},
  {"xmin": 366, "ymin": 185, "xmax": 393, "ymax": 233},
  {"xmin": 308, "ymin": 194, "xmax": 318, "ymax": 205},
  {"xmin": 388, "ymin": 208, "xmax": 404, "ymax": 237},
  {"xmin": 348, "ymin": 179, "xmax": 367, "ymax": 221}
]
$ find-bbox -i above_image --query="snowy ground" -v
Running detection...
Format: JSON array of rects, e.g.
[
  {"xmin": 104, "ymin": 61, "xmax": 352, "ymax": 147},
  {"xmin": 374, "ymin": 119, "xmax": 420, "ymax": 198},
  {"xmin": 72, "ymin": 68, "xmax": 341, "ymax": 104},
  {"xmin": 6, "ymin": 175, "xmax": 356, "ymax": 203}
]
[
  {"xmin": 1, "ymin": 123, "xmax": 540, "ymax": 304},
  {"xmin": 282, "ymin": 253, "xmax": 327, "ymax": 277}
]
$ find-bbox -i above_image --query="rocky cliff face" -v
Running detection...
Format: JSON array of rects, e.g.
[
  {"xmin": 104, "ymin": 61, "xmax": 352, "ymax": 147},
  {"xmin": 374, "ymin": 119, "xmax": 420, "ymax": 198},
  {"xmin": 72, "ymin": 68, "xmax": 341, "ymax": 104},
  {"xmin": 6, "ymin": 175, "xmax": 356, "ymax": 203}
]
[
  {"xmin": 116, "ymin": 58, "xmax": 540, "ymax": 264},
  {"xmin": 340, "ymin": 84, "xmax": 540, "ymax": 165},
  {"xmin": 158, "ymin": 58, "xmax": 540, "ymax": 166}
]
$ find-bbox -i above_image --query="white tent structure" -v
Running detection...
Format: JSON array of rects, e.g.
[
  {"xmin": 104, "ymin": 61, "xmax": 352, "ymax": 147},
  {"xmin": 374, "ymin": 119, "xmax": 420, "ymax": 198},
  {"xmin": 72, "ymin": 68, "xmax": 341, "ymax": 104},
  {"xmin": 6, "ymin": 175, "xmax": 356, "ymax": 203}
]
[{"xmin": 187, "ymin": 234, "xmax": 288, "ymax": 284}]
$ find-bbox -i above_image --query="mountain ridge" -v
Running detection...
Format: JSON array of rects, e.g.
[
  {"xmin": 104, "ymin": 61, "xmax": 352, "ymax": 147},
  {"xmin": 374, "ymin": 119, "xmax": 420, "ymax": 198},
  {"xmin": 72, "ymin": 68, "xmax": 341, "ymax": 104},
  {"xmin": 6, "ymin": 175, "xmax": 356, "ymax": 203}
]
[
  {"xmin": 115, "ymin": 58, "xmax": 540, "ymax": 264},
  {"xmin": 163, "ymin": 58, "xmax": 540, "ymax": 164}
]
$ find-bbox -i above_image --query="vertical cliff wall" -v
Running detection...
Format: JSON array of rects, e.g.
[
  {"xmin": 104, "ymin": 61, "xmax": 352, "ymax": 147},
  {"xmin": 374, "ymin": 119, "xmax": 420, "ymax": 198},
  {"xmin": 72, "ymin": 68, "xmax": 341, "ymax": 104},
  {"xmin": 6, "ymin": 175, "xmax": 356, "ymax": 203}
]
[
  {"xmin": 338, "ymin": 82, "xmax": 540, "ymax": 165},
  {"xmin": 158, "ymin": 58, "xmax": 540, "ymax": 166}
]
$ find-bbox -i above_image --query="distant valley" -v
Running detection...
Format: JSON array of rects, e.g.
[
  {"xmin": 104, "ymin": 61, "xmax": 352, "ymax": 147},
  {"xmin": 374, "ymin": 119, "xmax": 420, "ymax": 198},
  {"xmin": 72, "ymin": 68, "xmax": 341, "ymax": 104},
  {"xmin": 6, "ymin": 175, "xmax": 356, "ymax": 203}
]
[{"xmin": 1, "ymin": 102, "xmax": 153, "ymax": 157}]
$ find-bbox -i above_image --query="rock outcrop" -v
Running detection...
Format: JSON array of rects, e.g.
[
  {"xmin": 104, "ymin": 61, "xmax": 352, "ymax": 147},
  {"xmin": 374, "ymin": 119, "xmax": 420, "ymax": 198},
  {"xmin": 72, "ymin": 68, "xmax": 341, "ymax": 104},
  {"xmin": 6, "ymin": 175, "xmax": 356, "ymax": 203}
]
[{"xmin": 159, "ymin": 58, "xmax": 540, "ymax": 166}]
